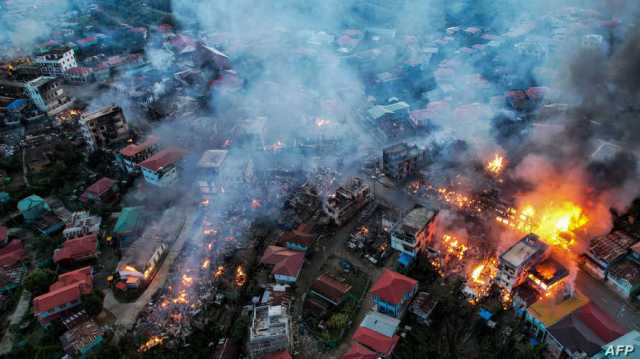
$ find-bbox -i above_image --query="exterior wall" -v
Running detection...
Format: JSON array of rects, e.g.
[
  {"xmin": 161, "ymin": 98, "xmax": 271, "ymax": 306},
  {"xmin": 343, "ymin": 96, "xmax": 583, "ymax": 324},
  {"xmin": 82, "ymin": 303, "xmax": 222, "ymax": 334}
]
[
  {"xmin": 373, "ymin": 288, "xmax": 416, "ymax": 318},
  {"xmin": 274, "ymin": 274, "xmax": 297, "ymax": 283},
  {"xmin": 141, "ymin": 166, "xmax": 179, "ymax": 187},
  {"xmin": 605, "ymin": 276, "xmax": 632, "ymax": 299},
  {"xmin": 36, "ymin": 298, "xmax": 81, "ymax": 324}
]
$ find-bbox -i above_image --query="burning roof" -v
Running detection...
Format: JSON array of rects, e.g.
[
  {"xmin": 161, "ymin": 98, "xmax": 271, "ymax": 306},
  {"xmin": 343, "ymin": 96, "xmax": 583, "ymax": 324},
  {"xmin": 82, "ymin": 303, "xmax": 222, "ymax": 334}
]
[
  {"xmin": 527, "ymin": 257, "xmax": 569, "ymax": 292},
  {"xmin": 500, "ymin": 234, "xmax": 548, "ymax": 269}
]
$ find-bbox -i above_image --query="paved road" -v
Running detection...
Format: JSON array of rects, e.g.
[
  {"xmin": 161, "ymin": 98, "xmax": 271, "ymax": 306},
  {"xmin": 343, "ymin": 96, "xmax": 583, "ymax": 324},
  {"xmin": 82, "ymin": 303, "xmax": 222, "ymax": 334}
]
[
  {"xmin": 575, "ymin": 270, "xmax": 640, "ymax": 331},
  {"xmin": 103, "ymin": 210, "xmax": 192, "ymax": 338}
]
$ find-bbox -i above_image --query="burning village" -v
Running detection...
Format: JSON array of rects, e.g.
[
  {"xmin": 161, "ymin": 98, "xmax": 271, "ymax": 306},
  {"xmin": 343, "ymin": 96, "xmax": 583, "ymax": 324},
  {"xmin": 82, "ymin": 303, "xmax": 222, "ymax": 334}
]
[{"xmin": 1, "ymin": 0, "xmax": 640, "ymax": 359}]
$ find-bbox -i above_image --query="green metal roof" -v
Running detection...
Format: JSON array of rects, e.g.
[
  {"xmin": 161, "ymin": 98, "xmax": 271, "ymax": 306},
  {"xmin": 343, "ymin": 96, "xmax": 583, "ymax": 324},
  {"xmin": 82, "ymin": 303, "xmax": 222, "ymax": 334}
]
[{"xmin": 113, "ymin": 207, "xmax": 142, "ymax": 234}]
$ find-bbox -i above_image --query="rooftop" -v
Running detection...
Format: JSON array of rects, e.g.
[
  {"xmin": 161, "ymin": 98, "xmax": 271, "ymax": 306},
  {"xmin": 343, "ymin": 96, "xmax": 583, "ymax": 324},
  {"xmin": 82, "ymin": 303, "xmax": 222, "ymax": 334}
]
[
  {"xmin": 33, "ymin": 266, "xmax": 92, "ymax": 314},
  {"xmin": 528, "ymin": 289, "xmax": 589, "ymax": 327},
  {"xmin": 396, "ymin": 207, "xmax": 436, "ymax": 236},
  {"xmin": 261, "ymin": 246, "xmax": 305, "ymax": 278},
  {"xmin": 79, "ymin": 105, "xmax": 122, "ymax": 123},
  {"xmin": 352, "ymin": 326, "xmax": 399, "ymax": 356},
  {"xmin": 139, "ymin": 147, "xmax": 187, "ymax": 172},
  {"xmin": 26, "ymin": 76, "xmax": 56, "ymax": 89},
  {"xmin": 53, "ymin": 234, "xmax": 98, "ymax": 264},
  {"xmin": 343, "ymin": 342, "xmax": 378, "ymax": 359},
  {"xmin": 197, "ymin": 149, "xmax": 228, "ymax": 169},
  {"xmin": 587, "ymin": 231, "xmax": 636, "ymax": 264},
  {"xmin": 370, "ymin": 268, "xmax": 417, "ymax": 305},
  {"xmin": 310, "ymin": 274, "xmax": 352, "ymax": 304},
  {"xmin": 120, "ymin": 135, "xmax": 159, "ymax": 157},
  {"xmin": 500, "ymin": 234, "xmax": 548, "ymax": 268},
  {"xmin": 360, "ymin": 311, "xmax": 400, "ymax": 337},
  {"xmin": 251, "ymin": 304, "xmax": 289, "ymax": 339},
  {"xmin": 608, "ymin": 259, "xmax": 640, "ymax": 286}
]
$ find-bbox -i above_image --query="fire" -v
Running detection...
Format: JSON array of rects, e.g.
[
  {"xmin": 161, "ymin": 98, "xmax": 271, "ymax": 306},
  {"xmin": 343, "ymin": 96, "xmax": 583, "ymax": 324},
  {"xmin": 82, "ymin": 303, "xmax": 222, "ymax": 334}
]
[
  {"xmin": 223, "ymin": 139, "xmax": 232, "ymax": 147},
  {"xmin": 138, "ymin": 336, "xmax": 164, "ymax": 352},
  {"xmin": 182, "ymin": 274, "xmax": 193, "ymax": 286},
  {"xmin": 534, "ymin": 262, "xmax": 556, "ymax": 281},
  {"xmin": 160, "ymin": 299, "xmax": 169, "ymax": 308},
  {"xmin": 235, "ymin": 265, "xmax": 247, "ymax": 287},
  {"xmin": 471, "ymin": 264, "xmax": 486, "ymax": 284},
  {"xmin": 251, "ymin": 198, "xmax": 262, "ymax": 209},
  {"xmin": 173, "ymin": 289, "xmax": 188, "ymax": 304},
  {"xmin": 214, "ymin": 266, "xmax": 224, "ymax": 279},
  {"xmin": 357, "ymin": 226, "xmax": 369, "ymax": 237},
  {"xmin": 485, "ymin": 153, "xmax": 505, "ymax": 175},
  {"xmin": 143, "ymin": 265, "xmax": 153, "ymax": 279},
  {"xmin": 315, "ymin": 117, "xmax": 331, "ymax": 127},
  {"xmin": 201, "ymin": 198, "xmax": 210, "ymax": 207},
  {"xmin": 201, "ymin": 259, "xmax": 210, "ymax": 269},
  {"xmin": 123, "ymin": 265, "xmax": 137, "ymax": 272},
  {"xmin": 466, "ymin": 258, "xmax": 499, "ymax": 303},
  {"xmin": 441, "ymin": 234, "xmax": 468, "ymax": 261},
  {"xmin": 203, "ymin": 227, "xmax": 218, "ymax": 236}
]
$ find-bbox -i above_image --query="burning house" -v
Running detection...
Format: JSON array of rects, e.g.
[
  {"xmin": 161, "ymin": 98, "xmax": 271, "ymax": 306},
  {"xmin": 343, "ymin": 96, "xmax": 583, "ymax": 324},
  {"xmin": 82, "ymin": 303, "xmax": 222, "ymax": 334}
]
[
  {"xmin": 382, "ymin": 142, "xmax": 424, "ymax": 182},
  {"xmin": 582, "ymin": 231, "xmax": 637, "ymax": 281},
  {"xmin": 389, "ymin": 206, "xmax": 436, "ymax": 258},
  {"xmin": 79, "ymin": 105, "xmax": 130, "ymax": 153},
  {"xmin": 115, "ymin": 229, "xmax": 168, "ymax": 290},
  {"xmin": 118, "ymin": 135, "xmax": 160, "ymax": 174},
  {"xmin": 247, "ymin": 304, "xmax": 292, "ymax": 358},
  {"xmin": 323, "ymin": 177, "xmax": 373, "ymax": 226},
  {"xmin": 139, "ymin": 147, "xmax": 187, "ymax": 187},
  {"xmin": 25, "ymin": 76, "xmax": 74, "ymax": 115},
  {"xmin": 496, "ymin": 234, "xmax": 549, "ymax": 292},
  {"xmin": 526, "ymin": 257, "xmax": 569, "ymax": 295}
]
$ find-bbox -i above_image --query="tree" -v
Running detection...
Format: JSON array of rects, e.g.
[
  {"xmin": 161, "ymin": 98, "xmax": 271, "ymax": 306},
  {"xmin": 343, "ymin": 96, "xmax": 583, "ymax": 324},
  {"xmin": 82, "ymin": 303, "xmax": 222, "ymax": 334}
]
[
  {"xmin": 23, "ymin": 268, "xmax": 56, "ymax": 296},
  {"xmin": 327, "ymin": 312, "xmax": 349, "ymax": 330},
  {"xmin": 230, "ymin": 313, "xmax": 249, "ymax": 343},
  {"xmin": 81, "ymin": 289, "xmax": 105, "ymax": 316}
]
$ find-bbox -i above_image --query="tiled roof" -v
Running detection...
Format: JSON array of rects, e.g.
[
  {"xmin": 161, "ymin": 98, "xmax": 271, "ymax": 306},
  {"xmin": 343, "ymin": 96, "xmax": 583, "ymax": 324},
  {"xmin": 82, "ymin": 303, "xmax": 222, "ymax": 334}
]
[
  {"xmin": 0, "ymin": 240, "xmax": 25, "ymax": 268},
  {"xmin": 53, "ymin": 234, "xmax": 98, "ymax": 263},
  {"xmin": 84, "ymin": 177, "xmax": 115, "ymax": 196},
  {"xmin": 260, "ymin": 246, "xmax": 305, "ymax": 278},
  {"xmin": 263, "ymin": 350, "xmax": 292, "ymax": 359},
  {"xmin": 32, "ymin": 267, "xmax": 92, "ymax": 314},
  {"xmin": 119, "ymin": 135, "xmax": 159, "ymax": 157},
  {"xmin": 139, "ymin": 147, "xmax": 186, "ymax": 172},
  {"xmin": 343, "ymin": 342, "xmax": 377, "ymax": 359},
  {"xmin": 310, "ymin": 274, "xmax": 352, "ymax": 304},
  {"xmin": 352, "ymin": 326, "xmax": 399, "ymax": 356},
  {"xmin": 370, "ymin": 269, "xmax": 417, "ymax": 305}
]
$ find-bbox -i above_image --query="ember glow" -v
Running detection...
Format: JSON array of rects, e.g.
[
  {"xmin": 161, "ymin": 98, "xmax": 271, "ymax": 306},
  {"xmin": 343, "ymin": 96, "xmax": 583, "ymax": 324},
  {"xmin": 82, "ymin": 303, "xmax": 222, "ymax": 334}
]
[
  {"xmin": 235, "ymin": 265, "xmax": 247, "ymax": 287},
  {"xmin": 441, "ymin": 234, "xmax": 468, "ymax": 261},
  {"xmin": 201, "ymin": 259, "xmax": 210, "ymax": 269},
  {"xmin": 138, "ymin": 336, "xmax": 164, "ymax": 352},
  {"xmin": 182, "ymin": 274, "xmax": 193, "ymax": 286},
  {"xmin": 485, "ymin": 153, "xmax": 505, "ymax": 175},
  {"xmin": 315, "ymin": 117, "xmax": 331, "ymax": 127},
  {"xmin": 173, "ymin": 289, "xmax": 188, "ymax": 304},
  {"xmin": 251, "ymin": 198, "xmax": 262, "ymax": 209},
  {"xmin": 214, "ymin": 266, "xmax": 224, "ymax": 279},
  {"xmin": 267, "ymin": 140, "xmax": 285, "ymax": 151}
]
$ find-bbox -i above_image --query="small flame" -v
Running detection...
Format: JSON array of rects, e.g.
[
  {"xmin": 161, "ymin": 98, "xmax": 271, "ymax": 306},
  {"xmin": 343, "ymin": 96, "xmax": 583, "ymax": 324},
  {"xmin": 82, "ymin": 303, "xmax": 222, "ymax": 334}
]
[
  {"xmin": 138, "ymin": 336, "xmax": 164, "ymax": 352},
  {"xmin": 486, "ymin": 153, "xmax": 505, "ymax": 175},
  {"xmin": 315, "ymin": 117, "xmax": 331, "ymax": 127},
  {"xmin": 214, "ymin": 266, "xmax": 224, "ymax": 279},
  {"xmin": 173, "ymin": 289, "xmax": 188, "ymax": 304},
  {"xmin": 201, "ymin": 259, "xmax": 210, "ymax": 269},
  {"xmin": 182, "ymin": 274, "xmax": 193, "ymax": 286},
  {"xmin": 235, "ymin": 265, "xmax": 247, "ymax": 287}
]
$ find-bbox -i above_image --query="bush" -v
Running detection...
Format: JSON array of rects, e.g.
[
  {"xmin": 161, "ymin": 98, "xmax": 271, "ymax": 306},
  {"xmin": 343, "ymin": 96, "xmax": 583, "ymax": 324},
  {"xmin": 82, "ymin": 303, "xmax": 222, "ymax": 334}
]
[
  {"xmin": 81, "ymin": 289, "xmax": 105, "ymax": 316},
  {"xmin": 23, "ymin": 268, "xmax": 57, "ymax": 296}
]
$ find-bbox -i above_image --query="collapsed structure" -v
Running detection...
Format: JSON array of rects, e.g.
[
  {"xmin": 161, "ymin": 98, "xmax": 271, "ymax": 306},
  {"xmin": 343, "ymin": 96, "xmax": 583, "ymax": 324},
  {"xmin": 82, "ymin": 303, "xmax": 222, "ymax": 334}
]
[
  {"xmin": 79, "ymin": 105, "xmax": 130, "ymax": 153},
  {"xmin": 323, "ymin": 177, "xmax": 373, "ymax": 226},
  {"xmin": 247, "ymin": 304, "xmax": 292, "ymax": 358}
]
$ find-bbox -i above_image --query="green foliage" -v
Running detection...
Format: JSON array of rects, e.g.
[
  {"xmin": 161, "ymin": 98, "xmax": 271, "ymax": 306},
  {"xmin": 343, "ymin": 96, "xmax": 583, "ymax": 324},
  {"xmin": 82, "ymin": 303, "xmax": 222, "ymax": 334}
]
[
  {"xmin": 23, "ymin": 268, "xmax": 56, "ymax": 296},
  {"xmin": 327, "ymin": 312, "xmax": 349, "ymax": 330},
  {"xmin": 230, "ymin": 313, "xmax": 249, "ymax": 343},
  {"xmin": 81, "ymin": 289, "xmax": 105, "ymax": 316}
]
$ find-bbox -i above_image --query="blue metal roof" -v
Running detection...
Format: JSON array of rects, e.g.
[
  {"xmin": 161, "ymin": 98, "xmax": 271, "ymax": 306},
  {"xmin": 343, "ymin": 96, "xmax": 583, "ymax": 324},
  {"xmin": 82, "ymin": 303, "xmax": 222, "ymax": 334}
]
[
  {"xmin": 398, "ymin": 253, "xmax": 413, "ymax": 267},
  {"xmin": 7, "ymin": 99, "xmax": 26, "ymax": 111},
  {"xmin": 479, "ymin": 308, "xmax": 493, "ymax": 321}
]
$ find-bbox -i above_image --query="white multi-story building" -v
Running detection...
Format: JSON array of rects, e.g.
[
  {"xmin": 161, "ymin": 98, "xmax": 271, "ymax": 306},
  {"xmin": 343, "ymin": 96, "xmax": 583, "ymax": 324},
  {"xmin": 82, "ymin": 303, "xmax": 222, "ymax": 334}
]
[
  {"xmin": 247, "ymin": 304, "xmax": 292, "ymax": 358},
  {"xmin": 34, "ymin": 48, "xmax": 77, "ymax": 77},
  {"xmin": 390, "ymin": 207, "xmax": 437, "ymax": 257},
  {"xmin": 24, "ymin": 76, "xmax": 74, "ymax": 115},
  {"xmin": 496, "ymin": 234, "xmax": 548, "ymax": 292}
]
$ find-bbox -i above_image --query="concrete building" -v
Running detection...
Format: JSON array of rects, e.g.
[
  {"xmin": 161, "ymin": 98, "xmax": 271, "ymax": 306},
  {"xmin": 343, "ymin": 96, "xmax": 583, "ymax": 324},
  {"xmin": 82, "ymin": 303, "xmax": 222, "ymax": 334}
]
[
  {"xmin": 118, "ymin": 135, "xmax": 160, "ymax": 174},
  {"xmin": 0, "ymin": 79, "xmax": 26, "ymax": 98},
  {"xmin": 62, "ymin": 211, "xmax": 102, "ymax": 240},
  {"xmin": 390, "ymin": 206, "xmax": 436, "ymax": 257},
  {"xmin": 79, "ymin": 105, "xmax": 129, "ymax": 153},
  {"xmin": 496, "ymin": 234, "xmax": 548, "ymax": 292},
  {"xmin": 197, "ymin": 149, "xmax": 228, "ymax": 195},
  {"xmin": 606, "ymin": 259, "xmax": 640, "ymax": 299},
  {"xmin": 115, "ymin": 227, "xmax": 168, "ymax": 290},
  {"xmin": 25, "ymin": 76, "xmax": 74, "ymax": 115},
  {"xmin": 323, "ymin": 177, "xmax": 373, "ymax": 226},
  {"xmin": 247, "ymin": 304, "xmax": 292, "ymax": 358},
  {"xmin": 34, "ymin": 47, "xmax": 77, "ymax": 77},
  {"xmin": 370, "ymin": 269, "xmax": 417, "ymax": 318},
  {"xmin": 139, "ymin": 147, "xmax": 187, "ymax": 187},
  {"xmin": 382, "ymin": 143, "xmax": 424, "ymax": 181},
  {"xmin": 582, "ymin": 231, "xmax": 636, "ymax": 281}
]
